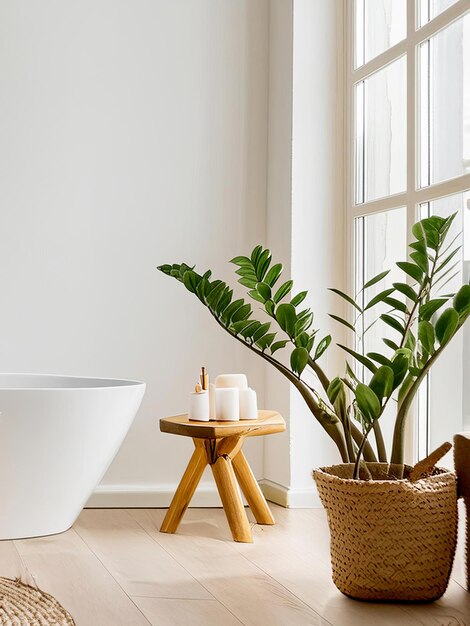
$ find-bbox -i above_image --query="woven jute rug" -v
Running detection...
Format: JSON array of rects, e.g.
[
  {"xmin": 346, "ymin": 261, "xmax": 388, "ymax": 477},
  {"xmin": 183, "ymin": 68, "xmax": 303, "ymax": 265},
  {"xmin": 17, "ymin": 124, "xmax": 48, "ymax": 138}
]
[{"xmin": 0, "ymin": 576, "xmax": 75, "ymax": 625}]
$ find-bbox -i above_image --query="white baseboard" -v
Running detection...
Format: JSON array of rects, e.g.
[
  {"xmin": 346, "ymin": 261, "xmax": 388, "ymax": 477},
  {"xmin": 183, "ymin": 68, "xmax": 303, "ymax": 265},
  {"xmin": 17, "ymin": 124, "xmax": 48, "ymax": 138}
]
[
  {"xmin": 87, "ymin": 480, "xmax": 321, "ymax": 509},
  {"xmin": 86, "ymin": 483, "xmax": 222, "ymax": 508},
  {"xmin": 260, "ymin": 479, "xmax": 321, "ymax": 508}
]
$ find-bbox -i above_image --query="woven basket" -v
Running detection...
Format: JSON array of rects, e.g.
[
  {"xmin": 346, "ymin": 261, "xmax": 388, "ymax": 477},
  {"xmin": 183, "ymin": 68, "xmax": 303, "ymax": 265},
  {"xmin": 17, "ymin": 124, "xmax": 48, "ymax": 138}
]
[
  {"xmin": 314, "ymin": 463, "xmax": 458, "ymax": 601},
  {"xmin": 0, "ymin": 576, "xmax": 75, "ymax": 625}
]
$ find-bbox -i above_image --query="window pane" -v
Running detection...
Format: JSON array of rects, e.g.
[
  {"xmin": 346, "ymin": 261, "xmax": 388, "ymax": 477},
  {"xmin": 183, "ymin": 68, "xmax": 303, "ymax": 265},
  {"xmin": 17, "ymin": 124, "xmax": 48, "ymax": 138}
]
[
  {"xmin": 355, "ymin": 57, "xmax": 407, "ymax": 204},
  {"xmin": 355, "ymin": 0, "xmax": 407, "ymax": 67},
  {"xmin": 419, "ymin": 12, "xmax": 470, "ymax": 187},
  {"xmin": 419, "ymin": 0, "xmax": 460, "ymax": 27},
  {"xmin": 418, "ymin": 192, "xmax": 470, "ymax": 463},
  {"xmin": 355, "ymin": 208, "xmax": 407, "ymax": 456}
]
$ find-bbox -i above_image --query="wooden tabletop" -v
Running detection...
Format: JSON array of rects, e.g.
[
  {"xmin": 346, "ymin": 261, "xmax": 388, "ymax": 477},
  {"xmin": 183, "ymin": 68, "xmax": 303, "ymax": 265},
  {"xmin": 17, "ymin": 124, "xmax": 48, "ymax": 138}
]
[{"xmin": 160, "ymin": 410, "xmax": 285, "ymax": 439}]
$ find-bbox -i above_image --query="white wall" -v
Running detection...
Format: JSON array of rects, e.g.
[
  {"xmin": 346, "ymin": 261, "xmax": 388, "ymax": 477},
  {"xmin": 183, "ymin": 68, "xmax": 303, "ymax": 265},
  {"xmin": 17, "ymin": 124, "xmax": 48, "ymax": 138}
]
[
  {"xmin": 0, "ymin": 0, "xmax": 345, "ymax": 507},
  {"xmin": 0, "ymin": 0, "xmax": 269, "ymax": 504}
]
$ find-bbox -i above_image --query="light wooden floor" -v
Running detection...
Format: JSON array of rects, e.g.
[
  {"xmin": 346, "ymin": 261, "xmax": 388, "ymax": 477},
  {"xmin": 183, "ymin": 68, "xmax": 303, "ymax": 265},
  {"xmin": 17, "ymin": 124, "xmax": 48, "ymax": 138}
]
[{"xmin": 1, "ymin": 504, "xmax": 469, "ymax": 625}]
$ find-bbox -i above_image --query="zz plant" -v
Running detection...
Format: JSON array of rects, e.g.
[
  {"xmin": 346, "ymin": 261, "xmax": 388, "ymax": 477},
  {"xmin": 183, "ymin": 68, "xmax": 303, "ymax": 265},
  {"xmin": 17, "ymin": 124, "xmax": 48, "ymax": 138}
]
[{"xmin": 158, "ymin": 214, "xmax": 470, "ymax": 478}]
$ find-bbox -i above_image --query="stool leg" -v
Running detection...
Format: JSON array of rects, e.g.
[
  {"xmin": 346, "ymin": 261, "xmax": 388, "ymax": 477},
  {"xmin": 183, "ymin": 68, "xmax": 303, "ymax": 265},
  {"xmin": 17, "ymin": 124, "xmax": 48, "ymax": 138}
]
[
  {"xmin": 211, "ymin": 455, "xmax": 253, "ymax": 543},
  {"xmin": 233, "ymin": 450, "xmax": 275, "ymax": 525},
  {"xmin": 160, "ymin": 441, "xmax": 207, "ymax": 534}
]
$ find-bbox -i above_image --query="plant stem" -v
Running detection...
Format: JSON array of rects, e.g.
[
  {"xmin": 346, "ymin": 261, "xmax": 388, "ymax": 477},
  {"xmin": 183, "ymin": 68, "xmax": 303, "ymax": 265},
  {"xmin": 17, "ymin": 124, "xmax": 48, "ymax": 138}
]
[
  {"xmin": 373, "ymin": 422, "xmax": 387, "ymax": 462},
  {"xmin": 350, "ymin": 422, "xmax": 377, "ymax": 462},
  {"xmin": 307, "ymin": 358, "xmax": 330, "ymax": 393},
  {"xmin": 353, "ymin": 422, "xmax": 375, "ymax": 479}
]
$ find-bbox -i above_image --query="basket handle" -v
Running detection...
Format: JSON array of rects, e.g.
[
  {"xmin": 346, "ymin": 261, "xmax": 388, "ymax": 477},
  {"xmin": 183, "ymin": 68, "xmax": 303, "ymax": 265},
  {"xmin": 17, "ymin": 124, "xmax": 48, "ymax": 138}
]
[{"xmin": 409, "ymin": 441, "xmax": 452, "ymax": 482}]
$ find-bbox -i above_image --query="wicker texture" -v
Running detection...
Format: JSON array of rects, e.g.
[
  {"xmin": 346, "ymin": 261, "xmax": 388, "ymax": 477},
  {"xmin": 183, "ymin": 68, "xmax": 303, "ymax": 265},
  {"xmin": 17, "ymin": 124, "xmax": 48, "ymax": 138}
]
[
  {"xmin": 0, "ymin": 577, "xmax": 75, "ymax": 625},
  {"xmin": 314, "ymin": 463, "xmax": 458, "ymax": 601}
]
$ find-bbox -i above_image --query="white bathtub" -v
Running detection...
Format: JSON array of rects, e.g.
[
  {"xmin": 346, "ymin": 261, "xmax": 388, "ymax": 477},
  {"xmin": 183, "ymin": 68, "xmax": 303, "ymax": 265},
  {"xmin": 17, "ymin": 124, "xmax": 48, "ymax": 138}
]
[{"xmin": 0, "ymin": 374, "xmax": 145, "ymax": 539}]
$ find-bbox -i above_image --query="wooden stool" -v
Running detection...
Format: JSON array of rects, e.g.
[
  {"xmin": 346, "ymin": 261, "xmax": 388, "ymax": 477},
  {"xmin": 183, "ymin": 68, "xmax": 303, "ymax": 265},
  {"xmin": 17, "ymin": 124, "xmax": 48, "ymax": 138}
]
[{"xmin": 159, "ymin": 410, "xmax": 285, "ymax": 543}]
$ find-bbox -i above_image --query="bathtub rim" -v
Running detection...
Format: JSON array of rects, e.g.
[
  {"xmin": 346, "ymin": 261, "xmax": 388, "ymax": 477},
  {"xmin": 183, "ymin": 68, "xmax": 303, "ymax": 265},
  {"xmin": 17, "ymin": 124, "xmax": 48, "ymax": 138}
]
[{"xmin": 0, "ymin": 373, "xmax": 146, "ymax": 390}]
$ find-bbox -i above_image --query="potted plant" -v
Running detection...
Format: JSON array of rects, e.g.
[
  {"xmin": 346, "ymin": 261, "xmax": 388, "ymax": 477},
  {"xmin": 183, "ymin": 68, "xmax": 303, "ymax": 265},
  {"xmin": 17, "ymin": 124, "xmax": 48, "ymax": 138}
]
[{"xmin": 158, "ymin": 213, "xmax": 470, "ymax": 601}]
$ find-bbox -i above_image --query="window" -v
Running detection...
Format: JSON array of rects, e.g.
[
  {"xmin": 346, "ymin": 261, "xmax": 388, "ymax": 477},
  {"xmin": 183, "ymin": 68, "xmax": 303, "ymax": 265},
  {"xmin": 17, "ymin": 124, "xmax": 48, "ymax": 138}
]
[{"xmin": 347, "ymin": 0, "xmax": 470, "ymax": 461}]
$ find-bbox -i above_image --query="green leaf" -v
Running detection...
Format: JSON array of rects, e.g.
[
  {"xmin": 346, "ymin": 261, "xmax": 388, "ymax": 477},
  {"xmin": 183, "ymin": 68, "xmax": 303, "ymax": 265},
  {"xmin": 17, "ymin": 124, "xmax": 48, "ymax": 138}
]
[
  {"xmin": 337, "ymin": 344, "xmax": 377, "ymax": 373},
  {"xmin": 216, "ymin": 288, "xmax": 232, "ymax": 315},
  {"xmin": 252, "ymin": 322, "xmax": 271, "ymax": 343},
  {"xmin": 291, "ymin": 291, "xmax": 308, "ymax": 307},
  {"xmin": 196, "ymin": 277, "xmax": 210, "ymax": 301},
  {"xmin": 383, "ymin": 296, "xmax": 408, "ymax": 313},
  {"xmin": 296, "ymin": 308, "xmax": 312, "ymax": 322},
  {"xmin": 367, "ymin": 352, "xmax": 393, "ymax": 367},
  {"xmin": 239, "ymin": 321, "xmax": 261, "ymax": 339},
  {"xmin": 393, "ymin": 282, "xmax": 418, "ymax": 302},
  {"xmin": 294, "ymin": 312, "xmax": 313, "ymax": 336},
  {"xmin": 435, "ymin": 307, "xmax": 459, "ymax": 345},
  {"xmin": 273, "ymin": 280, "xmax": 294, "ymax": 304},
  {"xmin": 231, "ymin": 303, "xmax": 251, "ymax": 323},
  {"xmin": 363, "ymin": 270, "xmax": 390, "ymax": 290},
  {"xmin": 206, "ymin": 281, "xmax": 226, "ymax": 310},
  {"xmin": 412, "ymin": 218, "xmax": 439, "ymax": 250},
  {"xmin": 256, "ymin": 282, "xmax": 272, "ymax": 301},
  {"xmin": 290, "ymin": 347, "xmax": 309, "ymax": 375},
  {"xmin": 410, "ymin": 250, "xmax": 428, "ymax": 274},
  {"xmin": 328, "ymin": 288, "xmax": 362, "ymax": 312},
  {"xmin": 248, "ymin": 289, "xmax": 265, "ymax": 303},
  {"xmin": 369, "ymin": 366, "xmax": 394, "ymax": 402},
  {"xmin": 271, "ymin": 340, "xmax": 289, "ymax": 354},
  {"xmin": 255, "ymin": 249, "xmax": 272, "ymax": 281},
  {"xmin": 419, "ymin": 298, "xmax": 448, "ymax": 321},
  {"xmin": 232, "ymin": 319, "xmax": 256, "ymax": 334},
  {"xmin": 364, "ymin": 288, "xmax": 395, "ymax": 311},
  {"xmin": 238, "ymin": 277, "xmax": 258, "ymax": 289},
  {"xmin": 182, "ymin": 270, "xmax": 201, "ymax": 294},
  {"xmin": 314, "ymin": 335, "xmax": 331, "ymax": 360},
  {"xmin": 355, "ymin": 383, "xmax": 381, "ymax": 424},
  {"xmin": 383, "ymin": 338, "xmax": 399, "ymax": 351},
  {"xmin": 418, "ymin": 320, "xmax": 435, "ymax": 354},
  {"xmin": 397, "ymin": 261, "xmax": 423, "ymax": 282},
  {"xmin": 327, "ymin": 377, "xmax": 344, "ymax": 405},
  {"xmin": 230, "ymin": 255, "xmax": 252, "ymax": 267},
  {"xmin": 276, "ymin": 303, "xmax": 297, "ymax": 336},
  {"xmin": 256, "ymin": 332, "xmax": 276, "ymax": 351},
  {"xmin": 453, "ymin": 284, "xmax": 470, "ymax": 318},
  {"xmin": 307, "ymin": 334, "xmax": 315, "ymax": 352},
  {"xmin": 380, "ymin": 314, "xmax": 405, "ymax": 335},
  {"xmin": 391, "ymin": 352, "xmax": 410, "ymax": 390},
  {"xmin": 250, "ymin": 245, "xmax": 263, "ymax": 266},
  {"xmin": 264, "ymin": 263, "xmax": 283, "ymax": 287},
  {"xmin": 405, "ymin": 330, "xmax": 416, "ymax": 352},
  {"xmin": 221, "ymin": 298, "xmax": 244, "ymax": 324},
  {"xmin": 265, "ymin": 300, "xmax": 275, "ymax": 316},
  {"xmin": 295, "ymin": 331, "xmax": 310, "ymax": 348},
  {"xmin": 235, "ymin": 266, "xmax": 257, "ymax": 279},
  {"xmin": 329, "ymin": 314, "xmax": 356, "ymax": 333}
]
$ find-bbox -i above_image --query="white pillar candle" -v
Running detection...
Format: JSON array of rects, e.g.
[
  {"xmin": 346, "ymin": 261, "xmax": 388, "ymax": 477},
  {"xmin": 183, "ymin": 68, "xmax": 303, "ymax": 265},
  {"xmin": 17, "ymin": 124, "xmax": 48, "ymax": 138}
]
[
  {"xmin": 214, "ymin": 374, "xmax": 248, "ymax": 390},
  {"xmin": 189, "ymin": 391, "xmax": 210, "ymax": 422},
  {"xmin": 209, "ymin": 383, "xmax": 216, "ymax": 420},
  {"xmin": 239, "ymin": 388, "xmax": 258, "ymax": 420},
  {"xmin": 215, "ymin": 387, "xmax": 239, "ymax": 421}
]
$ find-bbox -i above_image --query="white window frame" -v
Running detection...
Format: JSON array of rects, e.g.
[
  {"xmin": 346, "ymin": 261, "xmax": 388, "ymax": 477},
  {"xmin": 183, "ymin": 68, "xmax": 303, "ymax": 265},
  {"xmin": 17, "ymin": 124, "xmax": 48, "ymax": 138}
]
[{"xmin": 345, "ymin": 0, "xmax": 470, "ymax": 461}]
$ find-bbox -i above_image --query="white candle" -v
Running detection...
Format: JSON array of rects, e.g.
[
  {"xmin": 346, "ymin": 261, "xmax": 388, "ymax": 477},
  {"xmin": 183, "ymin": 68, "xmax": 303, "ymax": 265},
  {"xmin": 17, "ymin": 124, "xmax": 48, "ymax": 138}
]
[
  {"xmin": 189, "ymin": 391, "xmax": 210, "ymax": 421},
  {"xmin": 215, "ymin": 387, "xmax": 239, "ymax": 421},
  {"xmin": 209, "ymin": 383, "xmax": 216, "ymax": 420},
  {"xmin": 215, "ymin": 374, "xmax": 248, "ymax": 390},
  {"xmin": 239, "ymin": 388, "xmax": 258, "ymax": 420}
]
